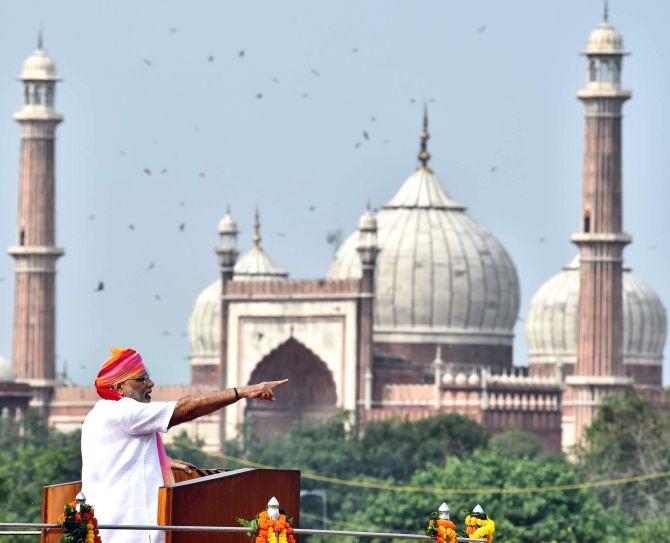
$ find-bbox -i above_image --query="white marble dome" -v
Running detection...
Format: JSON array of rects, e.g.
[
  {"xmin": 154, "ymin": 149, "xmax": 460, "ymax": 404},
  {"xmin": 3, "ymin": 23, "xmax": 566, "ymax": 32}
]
[
  {"xmin": 526, "ymin": 256, "xmax": 667, "ymax": 367},
  {"xmin": 328, "ymin": 165, "xmax": 520, "ymax": 346},
  {"xmin": 584, "ymin": 22, "xmax": 625, "ymax": 55},
  {"xmin": 21, "ymin": 47, "xmax": 58, "ymax": 80},
  {"xmin": 188, "ymin": 280, "xmax": 221, "ymax": 366}
]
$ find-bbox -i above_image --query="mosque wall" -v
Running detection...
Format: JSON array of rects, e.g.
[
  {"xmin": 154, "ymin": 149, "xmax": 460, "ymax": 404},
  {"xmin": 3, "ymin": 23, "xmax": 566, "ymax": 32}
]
[{"xmin": 224, "ymin": 297, "xmax": 360, "ymax": 438}]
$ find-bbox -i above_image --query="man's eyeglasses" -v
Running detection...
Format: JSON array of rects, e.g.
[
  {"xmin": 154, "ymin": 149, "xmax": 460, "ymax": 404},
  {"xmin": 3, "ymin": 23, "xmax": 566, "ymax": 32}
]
[{"xmin": 124, "ymin": 374, "xmax": 151, "ymax": 384}]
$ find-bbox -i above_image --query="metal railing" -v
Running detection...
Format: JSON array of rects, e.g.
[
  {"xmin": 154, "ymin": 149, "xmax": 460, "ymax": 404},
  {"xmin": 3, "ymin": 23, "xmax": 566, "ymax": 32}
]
[{"xmin": 0, "ymin": 523, "xmax": 485, "ymax": 542}]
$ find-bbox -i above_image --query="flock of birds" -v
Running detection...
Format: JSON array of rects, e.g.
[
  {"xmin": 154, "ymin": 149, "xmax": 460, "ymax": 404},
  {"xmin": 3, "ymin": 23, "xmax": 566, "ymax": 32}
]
[{"xmin": 8, "ymin": 21, "xmax": 581, "ymax": 344}]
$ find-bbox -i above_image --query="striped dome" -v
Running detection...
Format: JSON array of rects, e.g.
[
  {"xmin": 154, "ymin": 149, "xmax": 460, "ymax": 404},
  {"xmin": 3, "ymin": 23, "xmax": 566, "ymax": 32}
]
[
  {"xmin": 328, "ymin": 166, "xmax": 520, "ymax": 345},
  {"xmin": 188, "ymin": 280, "xmax": 221, "ymax": 367},
  {"xmin": 526, "ymin": 256, "xmax": 667, "ymax": 368}
]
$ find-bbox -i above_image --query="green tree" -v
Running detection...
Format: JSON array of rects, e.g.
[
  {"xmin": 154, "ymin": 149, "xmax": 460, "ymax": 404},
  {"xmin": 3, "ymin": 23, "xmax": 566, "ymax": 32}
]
[
  {"xmin": 339, "ymin": 448, "xmax": 627, "ymax": 543},
  {"xmin": 489, "ymin": 429, "xmax": 543, "ymax": 460},
  {"xmin": 0, "ymin": 411, "xmax": 82, "ymax": 543},
  {"xmin": 577, "ymin": 390, "xmax": 670, "ymax": 521}
]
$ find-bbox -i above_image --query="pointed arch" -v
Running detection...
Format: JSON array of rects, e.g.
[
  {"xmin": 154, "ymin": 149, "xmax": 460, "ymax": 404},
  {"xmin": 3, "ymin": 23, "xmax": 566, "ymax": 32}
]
[{"xmin": 245, "ymin": 336, "xmax": 337, "ymax": 438}]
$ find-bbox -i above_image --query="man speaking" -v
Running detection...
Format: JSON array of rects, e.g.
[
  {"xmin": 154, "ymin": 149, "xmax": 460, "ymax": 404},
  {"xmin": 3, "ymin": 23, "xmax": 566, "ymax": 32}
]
[{"xmin": 81, "ymin": 347, "xmax": 287, "ymax": 543}]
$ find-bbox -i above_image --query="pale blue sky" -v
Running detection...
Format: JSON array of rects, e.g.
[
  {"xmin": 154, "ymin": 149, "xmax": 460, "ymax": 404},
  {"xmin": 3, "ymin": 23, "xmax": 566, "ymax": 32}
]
[{"xmin": 0, "ymin": 0, "xmax": 667, "ymax": 386}]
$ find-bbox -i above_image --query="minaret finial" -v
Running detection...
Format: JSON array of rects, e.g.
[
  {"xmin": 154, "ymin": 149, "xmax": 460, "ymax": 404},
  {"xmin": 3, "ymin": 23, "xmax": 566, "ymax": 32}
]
[
  {"xmin": 603, "ymin": 0, "xmax": 609, "ymax": 23},
  {"xmin": 37, "ymin": 28, "xmax": 43, "ymax": 50},
  {"xmin": 418, "ymin": 104, "xmax": 431, "ymax": 169},
  {"xmin": 252, "ymin": 206, "xmax": 261, "ymax": 248}
]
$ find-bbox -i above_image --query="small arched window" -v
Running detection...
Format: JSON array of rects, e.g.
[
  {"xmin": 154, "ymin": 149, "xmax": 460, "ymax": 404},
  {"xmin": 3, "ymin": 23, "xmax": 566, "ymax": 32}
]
[
  {"xmin": 46, "ymin": 85, "xmax": 54, "ymax": 106},
  {"xmin": 34, "ymin": 85, "xmax": 42, "ymax": 105},
  {"xmin": 589, "ymin": 60, "xmax": 597, "ymax": 82},
  {"xmin": 583, "ymin": 212, "xmax": 591, "ymax": 233},
  {"xmin": 24, "ymin": 86, "xmax": 30, "ymax": 105},
  {"xmin": 600, "ymin": 60, "xmax": 610, "ymax": 82},
  {"xmin": 19, "ymin": 230, "xmax": 25, "ymax": 246}
]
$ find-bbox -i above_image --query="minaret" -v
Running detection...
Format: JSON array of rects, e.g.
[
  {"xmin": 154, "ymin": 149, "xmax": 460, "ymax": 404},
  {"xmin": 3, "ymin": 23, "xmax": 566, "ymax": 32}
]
[
  {"xmin": 8, "ymin": 34, "xmax": 64, "ymax": 408},
  {"xmin": 355, "ymin": 200, "xmax": 378, "ymax": 414},
  {"xmin": 216, "ymin": 205, "xmax": 239, "ymax": 447},
  {"xmin": 566, "ymin": 4, "xmax": 632, "ymax": 443}
]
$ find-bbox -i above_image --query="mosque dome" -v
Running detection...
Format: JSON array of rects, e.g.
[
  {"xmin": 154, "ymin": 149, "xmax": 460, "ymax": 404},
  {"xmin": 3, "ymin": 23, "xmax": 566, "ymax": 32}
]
[
  {"xmin": 526, "ymin": 256, "xmax": 667, "ymax": 368},
  {"xmin": 328, "ymin": 116, "xmax": 520, "ymax": 347},
  {"xmin": 188, "ymin": 280, "xmax": 221, "ymax": 366},
  {"xmin": 0, "ymin": 356, "xmax": 16, "ymax": 382},
  {"xmin": 20, "ymin": 39, "xmax": 58, "ymax": 80},
  {"xmin": 233, "ymin": 208, "xmax": 288, "ymax": 282},
  {"xmin": 584, "ymin": 21, "xmax": 626, "ymax": 55}
]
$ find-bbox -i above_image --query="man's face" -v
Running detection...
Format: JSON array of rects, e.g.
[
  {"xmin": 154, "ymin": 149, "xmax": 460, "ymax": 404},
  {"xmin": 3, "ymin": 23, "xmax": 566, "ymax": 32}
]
[{"xmin": 114, "ymin": 372, "xmax": 154, "ymax": 403}]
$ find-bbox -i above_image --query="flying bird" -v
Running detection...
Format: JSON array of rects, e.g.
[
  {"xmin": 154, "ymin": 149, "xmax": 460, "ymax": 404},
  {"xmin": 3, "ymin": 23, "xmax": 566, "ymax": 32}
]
[
  {"xmin": 410, "ymin": 98, "xmax": 416, "ymax": 104},
  {"xmin": 88, "ymin": 214, "xmax": 95, "ymax": 221},
  {"xmin": 179, "ymin": 201, "xmax": 186, "ymax": 207},
  {"xmin": 478, "ymin": 24, "xmax": 487, "ymax": 33},
  {"xmin": 310, "ymin": 68, "xmax": 320, "ymax": 77},
  {"xmin": 147, "ymin": 261, "xmax": 155, "ymax": 271},
  {"xmin": 362, "ymin": 130, "xmax": 370, "ymax": 141},
  {"xmin": 354, "ymin": 142, "xmax": 362, "ymax": 149},
  {"xmin": 208, "ymin": 55, "xmax": 214, "ymax": 62},
  {"xmin": 256, "ymin": 93, "xmax": 263, "ymax": 99},
  {"xmin": 128, "ymin": 224, "xmax": 135, "ymax": 230},
  {"xmin": 143, "ymin": 168, "xmax": 152, "ymax": 176},
  {"xmin": 238, "ymin": 50, "xmax": 245, "ymax": 58},
  {"xmin": 370, "ymin": 116, "xmax": 376, "ymax": 122},
  {"xmin": 277, "ymin": 232, "xmax": 286, "ymax": 238},
  {"xmin": 169, "ymin": 27, "xmax": 178, "ymax": 34},
  {"xmin": 309, "ymin": 205, "xmax": 317, "ymax": 212},
  {"xmin": 179, "ymin": 223, "xmax": 186, "ymax": 232},
  {"xmin": 301, "ymin": 92, "xmax": 309, "ymax": 98},
  {"xmin": 490, "ymin": 166, "xmax": 498, "ymax": 173},
  {"xmin": 162, "ymin": 330, "xmax": 170, "ymax": 336},
  {"xmin": 95, "ymin": 281, "xmax": 104, "ymax": 292},
  {"xmin": 155, "ymin": 294, "xmax": 162, "ymax": 301},
  {"xmin": 272, "ymin": 77, "xmax": 280, "ymax": 83},
  {"xmin": 198, "ymin": 171, "xmax": 206, "ymax": 178},
  {"xmin": 143, "ymin": 58, "xmax": 152, "ymax": 67},
  {"xmin": 160, "ymin": 168, "xmax": 168, "ymax": 174},
  {"xmin": 539, "ymin": 237, "xmax": 546, "ymax": 243},
  {"xmin": 352, "ymin": 47, "xmax": 358, "ymax": 53}
]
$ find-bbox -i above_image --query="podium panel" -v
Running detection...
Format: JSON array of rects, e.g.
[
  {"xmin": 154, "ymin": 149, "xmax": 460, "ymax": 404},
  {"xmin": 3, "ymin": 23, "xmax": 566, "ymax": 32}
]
[
  {"xmin": 42, "ymin": 468, "xmax": 300, "ymax": 543},
  {"xmin": 158, "ymin": 468, "xmax": 301, "ymax": 543}
]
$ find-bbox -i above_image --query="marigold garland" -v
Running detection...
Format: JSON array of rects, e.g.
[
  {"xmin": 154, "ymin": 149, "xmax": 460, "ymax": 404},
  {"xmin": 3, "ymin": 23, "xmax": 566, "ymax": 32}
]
[
  {"xmin": 425, "ymin": 512, "xmax": 457, "ymax": 543},
  {"xmin": 59, "ymin": 500, "xmax": 101, "ymax": 543},
  {"xmin": 238, "ymin": 510, "xmax": 295, "ymax": 543},
  {"xmin": 464, "ymin": 514, "xmax": 495, "ymax": 543}
]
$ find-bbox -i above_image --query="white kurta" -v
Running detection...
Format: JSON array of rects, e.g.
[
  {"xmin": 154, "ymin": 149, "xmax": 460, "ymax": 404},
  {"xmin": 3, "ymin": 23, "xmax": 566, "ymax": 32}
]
[{"xmin": 81, "ymin": 398, "xmax": 177, "ymax": 543}]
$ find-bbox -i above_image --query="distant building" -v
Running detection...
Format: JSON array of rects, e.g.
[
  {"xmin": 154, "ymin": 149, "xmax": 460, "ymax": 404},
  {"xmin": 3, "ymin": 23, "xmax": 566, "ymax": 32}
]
[{"xmin": 7, "ymin": 11, "xmax": 666, "ymax": 453}]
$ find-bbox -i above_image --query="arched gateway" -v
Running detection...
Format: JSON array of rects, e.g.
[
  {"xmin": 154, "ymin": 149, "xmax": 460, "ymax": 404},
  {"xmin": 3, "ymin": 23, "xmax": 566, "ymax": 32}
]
[{"xmin": 245, "ymin": 337, "xmax": 337, "ymax": 438}]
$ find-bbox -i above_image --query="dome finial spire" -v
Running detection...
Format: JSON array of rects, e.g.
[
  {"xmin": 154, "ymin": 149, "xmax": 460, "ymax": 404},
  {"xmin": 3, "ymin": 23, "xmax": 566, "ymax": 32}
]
[
  {"xmin": 37, "ymin": 28, "xmax": 43, "ymax": 50},
  {"xmin": 418, "ymin": 104, "xmax": 431, "ymax": 169},
  {"xmin": 252, "ymin": 205, "xmax": 262, "ymax": 249},
  {"xmin": 603, "ymin": 0, "xmax": 609, "ymax": 22}
]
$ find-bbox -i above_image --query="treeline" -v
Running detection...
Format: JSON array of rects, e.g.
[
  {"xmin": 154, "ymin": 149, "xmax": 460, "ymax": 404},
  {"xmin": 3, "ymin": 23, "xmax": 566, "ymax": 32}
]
[{"xmin": 1, "ymin": 392, "xmax": 670, "ymax": 542}]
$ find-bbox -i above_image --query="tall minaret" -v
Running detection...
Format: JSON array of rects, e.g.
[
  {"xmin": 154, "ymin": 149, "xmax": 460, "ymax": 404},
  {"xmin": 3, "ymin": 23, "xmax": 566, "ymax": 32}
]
[
  {"xmin": 8, "ymin": 34, "xmax": 64, "ymax": 408},
  {"xmin": 566, "ymin": 4, "xmax": 632, "ymax": 443}
]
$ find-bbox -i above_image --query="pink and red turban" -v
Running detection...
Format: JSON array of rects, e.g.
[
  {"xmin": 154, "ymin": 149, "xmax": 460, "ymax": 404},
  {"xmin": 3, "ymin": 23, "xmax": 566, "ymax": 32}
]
[{"xmin": 95, "ymin": 347, "xmax": 146, "ymax": 400}]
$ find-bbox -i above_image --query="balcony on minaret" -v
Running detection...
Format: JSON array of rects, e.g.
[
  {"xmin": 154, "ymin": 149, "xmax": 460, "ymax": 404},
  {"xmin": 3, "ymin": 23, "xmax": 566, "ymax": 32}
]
[
  {"xmin": 577, "ymin": 18, "xmax": 631, "ymax": 102},
  {"xmin": 13, "ymin": 39, "xmax": 62, "ymax": 124}
]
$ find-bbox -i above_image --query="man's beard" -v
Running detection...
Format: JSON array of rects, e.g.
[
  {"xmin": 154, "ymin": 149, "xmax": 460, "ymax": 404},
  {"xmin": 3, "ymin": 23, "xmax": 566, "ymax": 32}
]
[{"xmin": 126, "ymin": 388, "xmax": 151, "ymax": 403}]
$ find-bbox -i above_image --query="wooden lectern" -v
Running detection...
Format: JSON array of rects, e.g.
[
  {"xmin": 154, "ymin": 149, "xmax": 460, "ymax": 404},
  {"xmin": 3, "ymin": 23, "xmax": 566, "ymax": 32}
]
[{"xmin": 42, "ymin": 468, "xmax": 300, "ymax": 543}]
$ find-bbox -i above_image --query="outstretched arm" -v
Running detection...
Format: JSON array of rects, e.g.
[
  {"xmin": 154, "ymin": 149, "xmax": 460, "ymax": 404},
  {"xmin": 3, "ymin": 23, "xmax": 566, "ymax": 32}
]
[{"xmin": 168, "ymin": 380, "xmax": 288, "ymax": 429}]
